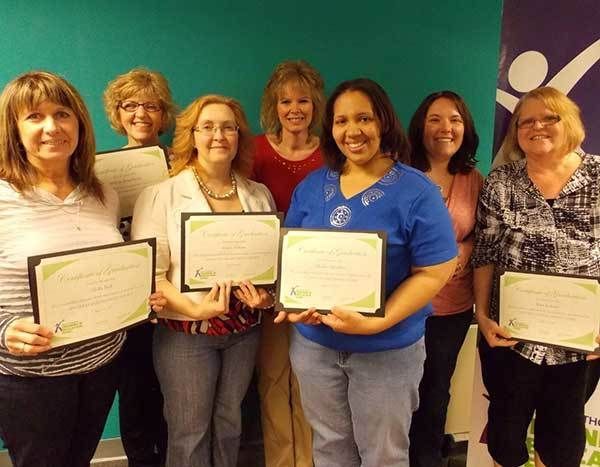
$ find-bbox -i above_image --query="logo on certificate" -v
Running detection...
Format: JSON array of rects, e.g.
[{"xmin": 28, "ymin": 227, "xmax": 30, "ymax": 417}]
[
  {"xmin": 194, "ymin": 268, "xmax": 216, "ymax": 280},
  {"xmin": 289, "ymin": 285, "xmax": 312, "ymax": 299},
  {"xmin": 506, "ymin": 318, "xmax": 529, "ymax": 331}
]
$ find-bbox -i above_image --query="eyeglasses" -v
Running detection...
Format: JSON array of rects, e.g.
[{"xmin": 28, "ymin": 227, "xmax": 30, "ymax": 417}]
[
  {"xmin": 193, "ymin": 122, "xmax": 239, "ymax": 136},
  {"xmin": 119, "ymin": 101, "xmax": 162, "ymax": 113},
  {"xmin": 516, "ymin": 115, "xmax": 561, "ymax": 130}
]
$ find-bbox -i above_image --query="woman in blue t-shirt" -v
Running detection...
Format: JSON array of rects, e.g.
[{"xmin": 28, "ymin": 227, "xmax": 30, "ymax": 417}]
[{"xmin": 275, "ymin": 78, "xmax": 458, "ymax": 467}]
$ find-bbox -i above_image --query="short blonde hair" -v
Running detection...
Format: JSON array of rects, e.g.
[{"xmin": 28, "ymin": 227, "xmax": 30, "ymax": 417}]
[
  {"xmin": 0, "ymin": 71, "xmax": 104, "ymax": 201},
  {"xmin": 502, "ymin": 86, "xmax": 585, "ymax": 161},
  {"xmin": 260, "ymin": 60, "xmax": 325, "ymax": 137},
  {"xmin": 103, "ymin": 68, "xmax": 176, "ymax": 136},
  {"xmin": 170, "ymin": 95, "xmax": 254, "ymax": 178}
]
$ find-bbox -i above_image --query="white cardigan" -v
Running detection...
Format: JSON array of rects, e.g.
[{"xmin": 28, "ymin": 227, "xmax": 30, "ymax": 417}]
[{"xmin": 131, "ymin": 168, "xmax": 276, "ymax": 321}]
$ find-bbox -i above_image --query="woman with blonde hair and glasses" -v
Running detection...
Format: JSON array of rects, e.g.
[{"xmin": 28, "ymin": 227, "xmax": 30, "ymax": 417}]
[
  {"xmin": 473, "ymin": 86, "xmax": 599, "ymax": 467},
  {"xmin": 103, "ymin": 67, "xmax": 176, "ymax": 467},
  {"xmin": 132, "ymin": 94, "xmax": 276, "ymax": 467},
  {"xmin": 103, "ymin": 67, "xmax": 176, "ymax": 149},
  {"xmin": 253, "ymin": 60, "xmax": 324, "ymax": 467},
  {"xmin": 0, "ymin": 71, "xmax": 165, "ymax": 467}
]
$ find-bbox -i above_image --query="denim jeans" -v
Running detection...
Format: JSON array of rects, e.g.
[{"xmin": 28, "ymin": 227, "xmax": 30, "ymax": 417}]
[
  {"xmin": 0, "ymin": 358, "xmax": 119, "ymax": 467},
  {"xmin": 153, "ymin": 324, "xmax": 260, "ymax": 467},
  {"xmin": 409, "ymin": 309, "xmax": 473, "ymax": 467},
  {"xmin": 290, "ymin": 327, "xmax": 425, "ymax": 467}
]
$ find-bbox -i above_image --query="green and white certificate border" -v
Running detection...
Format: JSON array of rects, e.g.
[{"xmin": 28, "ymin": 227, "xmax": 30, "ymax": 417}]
[
  {"xmin": 180, "ymin": 212, "xmax": 283, "ymax": 292},
  {"xmin": 499, "ymin": 269, "xmax": 600, "ymax": 354},
  {"xmin": 95, "ymin": 144, "xmax": 170, "ymax": 222},
  {"xmin": 275, "ymin": 228, "xmax": 387, "ymax": 317},
  {"xmin": 27, "ymin": 238, "xmax": 157, "ymax": 348}
]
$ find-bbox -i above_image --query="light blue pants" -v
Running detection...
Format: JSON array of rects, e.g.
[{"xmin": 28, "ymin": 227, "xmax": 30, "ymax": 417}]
[
  {"xmin": 290, "ymin": 327, "xmax": 425, "ymax": 467},
  {"xmin": 153, "ymin": 325, "xmax": 260, "ymax": 467}
]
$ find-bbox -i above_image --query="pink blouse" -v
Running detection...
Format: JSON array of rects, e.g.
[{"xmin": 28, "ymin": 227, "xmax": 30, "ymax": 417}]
[{"xmin": 432, "ymin": 169, "xmax": 484, "ymax": 316}]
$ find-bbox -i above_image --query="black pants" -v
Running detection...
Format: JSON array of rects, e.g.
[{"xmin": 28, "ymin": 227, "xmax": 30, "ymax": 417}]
[
  {"xmin": 409, "ymin": 309, "xmax": 473, "ymax": 467},
  {"xmin": 479, "ymin": 339, "xmax": 587, "ymax": 467},
  {"xmin": 0, "ymin": 359, "xmax": 118, "ymax": 467},
  {"xmin": 118, "ymin": 323, "xmax": 167, "ymax": 467}
]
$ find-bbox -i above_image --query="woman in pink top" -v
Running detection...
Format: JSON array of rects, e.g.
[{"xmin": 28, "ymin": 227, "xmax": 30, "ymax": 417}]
[
  {"xmin": 253, "ymin": 60, "xmax": 325, "ymax": 467},
  {"xmin": 407, "ymin": 91, "xmax": 483, "ymax": 467}
]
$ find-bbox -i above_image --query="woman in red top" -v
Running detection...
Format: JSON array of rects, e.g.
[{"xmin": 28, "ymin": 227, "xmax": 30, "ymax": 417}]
[
  {"xmin": 253, "ymin": 60, "xmax": 325, "ymax": 467},
  {"xmin": 407, "ymin": 91, "xmax": 483, "ymax": 467}
]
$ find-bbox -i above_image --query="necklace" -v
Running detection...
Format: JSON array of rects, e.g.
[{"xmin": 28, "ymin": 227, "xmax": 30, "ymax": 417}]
[
  {"xmin": 426, "ymin": 171, "xmax": 454, "ymax": 203},
  {"xmin": 191, "ymin": 165, "xmax": 237, "ymax": 199}
]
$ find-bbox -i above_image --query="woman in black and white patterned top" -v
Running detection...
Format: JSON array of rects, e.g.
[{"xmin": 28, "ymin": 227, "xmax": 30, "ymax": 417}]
[{"xmin": 473, "ymin": 86, "xmax": 599, "ymax": 467}]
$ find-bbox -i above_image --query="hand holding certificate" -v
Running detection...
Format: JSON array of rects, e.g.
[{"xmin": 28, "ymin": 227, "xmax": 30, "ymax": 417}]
[
  {"xmin": 276, "ymin": 229, "xmax": 386, "ymax": 316},
  {"xmin": 499, "ymin": 270, "xmax": 600, "ymax": 353},
  {"xmin": 95, "ymin": 145, "xmax": 170, "ymax": 219},
  {"xmin": 28, "ymin": 239, "xmax": 156, "ymax": 348}
]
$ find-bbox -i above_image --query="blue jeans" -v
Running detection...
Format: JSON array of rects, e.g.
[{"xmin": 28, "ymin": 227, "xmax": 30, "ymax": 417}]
[
  {"xmin": 0, "ymin": 358, "xmax": 119, "ymax": 467},
  {"xmin": 290, "ymin": 327, "xmax": 425, "ymax": 467},
  {"xmin": 153, "ymin": 324, "xmax": 260, "ymax": 467}
]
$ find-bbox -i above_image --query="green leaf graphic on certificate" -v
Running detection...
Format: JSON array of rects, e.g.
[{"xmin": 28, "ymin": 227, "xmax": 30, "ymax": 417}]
[
  {"xmin": 121, "ymin": 300, "xmax": 149, "ymax": 323},
  {"xmin": 258, "ymin": 220, "xmax": 277, "ymax": 229},
  {"xmin": 43, "ymin": 260, "xmax": 78, "ymax": 280},
  {"xmin": 343, "ymin": 292, "xmax": 376, "ymax": 308},
  {"xmin": 358, "ymin": 238, "xmax": 378, "ymax": 250},
  {"xmin": 250, "ymin": 266, "xmax": 274, "ymax": 282},
  {"xmin": 51, "ymin": 335, "xmax": 73, "ymax": 345},
  {"xmin": 574, "ymin": 282, "xmax": 598, "ymax": 295},
  {"xmin": 560, "ymin": 331, "xmax": 595, "ymax": 347},
  {"xmin": 284, "ymin": 295, "xmax": 303, "ymax": 305},
  {"xmin": 503, "ymin": 276, "xmax": 530, "ymax": 287},
  {"xmin": 190, "ymin": 220, "xmax": 214, "ymax": 232},
  {"xmin": 285, "ymin": 236, "xmax": 311, "ymax": 248},
  {"xmin": 140, "ymin": 149, "xmax": 161, "ymax": 159},
  {"xmin": 128, "ymin": 248, "xmax": 148, "ymax": 258}
]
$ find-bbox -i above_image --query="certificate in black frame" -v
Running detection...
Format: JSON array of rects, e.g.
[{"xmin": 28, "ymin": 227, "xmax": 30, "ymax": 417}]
[
  {"xmin": 498, "ymin": 268, "xmax": 600, "ymax": 355},
  {"xmin": 275, "ymin": 228, "xmax": 387, "ymax": 317},
  {"xmin": 27, "ymin": 238, "xmax": 157, "ymax": 348},
  {"xmin": 180, "ymin": 211, "xmax": 283, "ymax": 293},
  {"xmin": 95, "ymin": 144, "xmax": 170, "ymax": 221}
]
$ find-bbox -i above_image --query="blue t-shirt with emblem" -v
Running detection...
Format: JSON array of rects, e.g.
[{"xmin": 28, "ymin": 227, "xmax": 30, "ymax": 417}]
[{"xmin": 285, "ymin": 162, "xmax": 457, "ymax": 352}]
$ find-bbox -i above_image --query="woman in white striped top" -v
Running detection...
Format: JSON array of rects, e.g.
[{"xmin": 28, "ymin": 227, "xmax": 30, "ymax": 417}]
[{"xmin": 0, "ymin": 71, "xmax": 165, "ymax": 467}]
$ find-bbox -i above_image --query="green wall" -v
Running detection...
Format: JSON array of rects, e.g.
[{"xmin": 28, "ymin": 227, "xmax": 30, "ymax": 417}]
[
  {"xmin": 0, "ymin": 0, "xmax": 502, "ymax": 446},
  {"xmin": 0, "ymin": 0, "xmax": 502, "ymax": 174}
]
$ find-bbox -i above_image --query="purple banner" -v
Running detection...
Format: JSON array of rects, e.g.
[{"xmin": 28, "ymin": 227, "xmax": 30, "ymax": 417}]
[{"xmin": 493, "ymin": 0, "xmax": 600, "ymax": 158}]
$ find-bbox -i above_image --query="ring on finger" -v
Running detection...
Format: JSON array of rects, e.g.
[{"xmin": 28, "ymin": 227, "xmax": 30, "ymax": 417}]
[{"xmin": 21, "ymin": 342, "xmax": 26, "ymax": 353}]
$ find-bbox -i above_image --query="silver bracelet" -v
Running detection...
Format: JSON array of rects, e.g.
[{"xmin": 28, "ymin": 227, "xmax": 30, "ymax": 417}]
[{"xmin": 254, "ymin": 288, "xmax": 276, "ymax": 310}]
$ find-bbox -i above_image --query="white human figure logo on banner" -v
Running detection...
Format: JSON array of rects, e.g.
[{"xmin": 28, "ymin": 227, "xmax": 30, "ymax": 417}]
[
  {"xmin": 493, "ymin": 38, "xmax": 600, "ymax": 167},
  {"xmin": 497, "ymin": 38, "xmax": 600, "ymax": 112}
]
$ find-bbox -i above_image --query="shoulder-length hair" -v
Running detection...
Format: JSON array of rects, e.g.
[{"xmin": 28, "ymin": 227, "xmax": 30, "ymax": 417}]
[
  {"xmin": 501, "ymin": 86, "xmax": 585, "ymax": 162},
  {"xmin": 322, "ymin": 78, "xmax": 410, "ymax": 172},
  {"xmin": 170, "ymin": 94, "xmax": 253, "ymax": 178},
  {"xmin": 260, "ymin": 60, "xmax": 325, "ymax": 137},
  {"xmin": 408, "ymin": 90, "xmax": 479, "ymax": 174},
  {"xmin": 0, "ymin": 70, "xmax": 104, "ymax": 201},
  {"xmin": 103, "ymin": 67, "xmax": 176, "ymax": 136}
]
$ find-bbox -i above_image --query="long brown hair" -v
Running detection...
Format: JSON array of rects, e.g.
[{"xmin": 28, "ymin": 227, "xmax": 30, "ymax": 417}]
[
  {"xmin": 408, "ymin": 90, "xmax": 479, "ymax": 174},
  {"xmin": 0, "ymin": 71, "xmax": 104, "ymax": 201}
]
